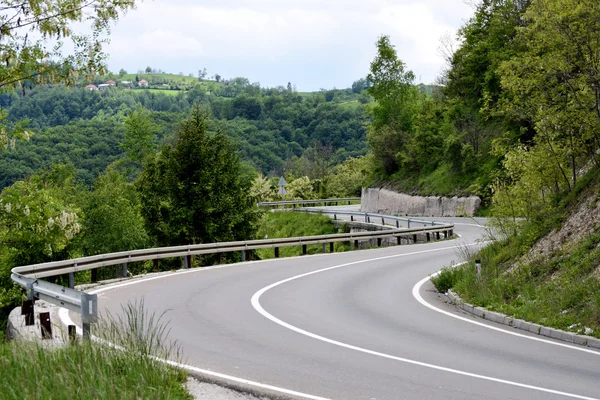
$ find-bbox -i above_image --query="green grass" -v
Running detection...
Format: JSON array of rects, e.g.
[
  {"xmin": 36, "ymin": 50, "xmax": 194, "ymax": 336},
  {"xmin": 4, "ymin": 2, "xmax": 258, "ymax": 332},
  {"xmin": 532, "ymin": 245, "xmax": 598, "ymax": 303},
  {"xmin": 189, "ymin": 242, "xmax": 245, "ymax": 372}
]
[
  {"xmin": 0, "ymin": 300, "xmax": 191, "ymax": 399},
  {"xmin": 433, "ymin": 167, "xmax": 600, "ymax": 338},
  {"xmin": 256, "ymin": 211, "xmax": 351, "ymax": 259},
  {"xmin": 0, "ymin": 342, "xmax": 190, "ymax": 399},
  {"xmin": 146, "ymin": 89, "xmax": 183, "ymax": 96},
  {"xmin": 120, "ymin": 73, "xmax": 199, "ymax": 84}
]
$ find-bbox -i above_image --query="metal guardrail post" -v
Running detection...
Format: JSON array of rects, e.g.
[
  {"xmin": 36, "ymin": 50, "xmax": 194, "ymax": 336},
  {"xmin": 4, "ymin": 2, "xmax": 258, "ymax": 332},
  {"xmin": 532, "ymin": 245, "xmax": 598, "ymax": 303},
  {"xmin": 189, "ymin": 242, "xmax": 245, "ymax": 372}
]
[
  {"xmin": 302, "ymin": 244, "xmax": 307, "ymax": 255},
  {"xmin": 396, "ymin": 220, "xmax": 400, "ymax": 228},
  {"xmin": 153, "ymin": 259, "xmax": 159, "ymax": 272},
  {"xmin": 68, "ymin": 325, "xmax": 76, "ymax": 344},
  {"xmin": 68, "ymin": 272, "xmax": 74, "ymax": 289},
  {"xmin": 40, "ymin": 312, "xmax": 52, "ymax": 339},
  {"xmin": 122, "ymin": 263, "xmax": 128, "ymax": 277},
  {"xmin": 22, "ymin": 300, "xmax": 34, "ymax": 326},
  {"xmin": 217, "ymin": 253, "xmax": 223, "ymax": 264},
  {"xmin": 413, "ymin": 234, "xmax": 417, "ymax": 243},
  {"xmin": 426, "ymin": 233, "xmax": 431, "ymax": 242},
  {"xmin": 81, "ymin": 292, "xmax": 98, "ymax": 341},
  {"xmin": 322, "ymin": 243, "xmax": 326, "ymax": 253},
  {"xmin": 91, "ymin": 268, "xmax": 98, "ymax": 283},
  {"xmin": 329, "ymin": 242, "xmax": 334, "ymax": 253},
  {"xmin": 241, "ymin": 250, "xmax": 246, "ymax": 262},
  {"xmin": 274, "ymin": 247, "xmax": 280, "ymax": 258},
  {"xmin": 407, "ymin": 218, "xmax": 411, "ymax": 228}
]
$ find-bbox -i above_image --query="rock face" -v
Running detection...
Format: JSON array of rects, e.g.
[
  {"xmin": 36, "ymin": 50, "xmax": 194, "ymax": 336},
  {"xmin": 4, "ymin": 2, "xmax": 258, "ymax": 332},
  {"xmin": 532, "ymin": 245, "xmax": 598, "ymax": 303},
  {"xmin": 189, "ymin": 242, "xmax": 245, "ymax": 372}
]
[{"xmin": 361, "ymin": 188, "xmax": 481, "ymax": 217}]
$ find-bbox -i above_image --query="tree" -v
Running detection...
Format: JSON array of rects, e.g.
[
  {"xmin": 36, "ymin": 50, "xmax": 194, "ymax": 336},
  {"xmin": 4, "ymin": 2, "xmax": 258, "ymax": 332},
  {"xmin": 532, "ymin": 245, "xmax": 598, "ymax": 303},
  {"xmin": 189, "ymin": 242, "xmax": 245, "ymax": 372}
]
[
  {"xmin": 0, "ymin": 0, "xmax": 137, "ymax": 150},
  {"xmin": 366, "ymin": 35, "xmax": 417, "ymax": 173},
  {"xmin": 145, "ymin": 66, "xmax": 152, "ymax": 73},
  {"xmin": 138, "ymin": 105, "xmax": 258, "ymax": 246},
  {"xmin": 351, "ymin": 78, "xmax": 368, "ymax": 94},
  {"xmin": 82, "ymin": 169, "xmax": 148, "ymax": 257},
  {"xmin": 498, "ymin": 0, "xmax": 600, "ymax": 196},
  {"xmin": 215, "ymin": 74, "xmax": 221, "ymax": 83},
  {"xmin": 0, "ymin": 164, "xmax": 82, "ymax": 270},
  {"xmin": 0, "ymin": 0, "xmax": 136, "ymax": 91},
  {"xmin": 119, "ymin": 69, "xmax": 128, "ymax": 77},
  {"xmin": 198, "ymin": 68, "xmax": 207, "ymax": 81},
  {"xmin": 121, "ymin": 106, "xmax": 157, "ymax": 165}
]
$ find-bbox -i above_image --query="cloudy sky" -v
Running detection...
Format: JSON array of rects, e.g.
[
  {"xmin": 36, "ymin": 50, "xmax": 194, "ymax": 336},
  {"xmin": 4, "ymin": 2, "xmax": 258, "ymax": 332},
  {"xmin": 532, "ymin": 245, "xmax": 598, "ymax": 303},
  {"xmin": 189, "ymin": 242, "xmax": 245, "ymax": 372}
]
[{"xmin": 103, "ymin": 0, "xmax": 475, "ymax": 91}]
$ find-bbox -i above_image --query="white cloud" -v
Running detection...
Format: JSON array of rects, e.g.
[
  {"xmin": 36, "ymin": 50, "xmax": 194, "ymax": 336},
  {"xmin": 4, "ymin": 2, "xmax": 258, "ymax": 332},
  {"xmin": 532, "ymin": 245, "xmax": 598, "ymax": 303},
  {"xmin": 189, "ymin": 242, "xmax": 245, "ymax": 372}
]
[{"xmin": 105, "ymin": 0, "xmax": 473, "ymax": 90}]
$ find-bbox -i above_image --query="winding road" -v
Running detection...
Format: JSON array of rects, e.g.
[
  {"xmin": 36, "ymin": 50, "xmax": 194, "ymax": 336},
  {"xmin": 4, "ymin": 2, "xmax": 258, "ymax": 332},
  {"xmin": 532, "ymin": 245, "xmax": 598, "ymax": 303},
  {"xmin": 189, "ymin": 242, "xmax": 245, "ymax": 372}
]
[{"xmin": 83, "ymin": 208, "xmax": 600, "ymax": 400}]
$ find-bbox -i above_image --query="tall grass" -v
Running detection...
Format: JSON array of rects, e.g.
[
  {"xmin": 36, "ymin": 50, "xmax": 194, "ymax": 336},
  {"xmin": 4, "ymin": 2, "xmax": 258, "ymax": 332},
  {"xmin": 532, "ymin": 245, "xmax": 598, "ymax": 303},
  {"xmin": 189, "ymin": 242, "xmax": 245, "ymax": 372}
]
[{"xmin": 0, "ymin": 300, "xmax": 191, "ymax": 399}]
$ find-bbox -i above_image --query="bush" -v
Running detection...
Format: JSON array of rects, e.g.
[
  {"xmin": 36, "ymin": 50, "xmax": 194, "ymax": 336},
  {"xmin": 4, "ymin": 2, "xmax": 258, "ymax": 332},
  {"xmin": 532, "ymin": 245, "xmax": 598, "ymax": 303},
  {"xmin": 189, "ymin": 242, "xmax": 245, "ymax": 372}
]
[{"xmin": 431, "ymin": 266, "xmax": 463, "ymax": 293}]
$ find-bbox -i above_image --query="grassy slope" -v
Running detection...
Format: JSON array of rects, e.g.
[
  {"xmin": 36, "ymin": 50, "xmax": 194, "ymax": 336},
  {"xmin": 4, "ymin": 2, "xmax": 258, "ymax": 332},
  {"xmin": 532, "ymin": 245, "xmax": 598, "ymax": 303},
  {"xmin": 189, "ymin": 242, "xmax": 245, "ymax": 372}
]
[
  {"xmin": 256, "ymin": 211, "xmax": 351, "ymax": 259},
  {"xmin": 433, "ymin": 167, "xmax": 600, "ymax": 337},
  {"xmin": 0, "ymin": 342, "xmax": 190, "ymax": 399}
]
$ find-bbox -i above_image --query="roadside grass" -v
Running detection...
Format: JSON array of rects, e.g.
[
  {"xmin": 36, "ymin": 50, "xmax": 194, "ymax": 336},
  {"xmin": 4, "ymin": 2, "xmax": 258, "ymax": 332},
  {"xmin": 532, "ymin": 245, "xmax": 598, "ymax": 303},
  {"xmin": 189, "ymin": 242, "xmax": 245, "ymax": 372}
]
[
  {"xmin": 0, "ymin": 300, "xmax": 191, "ymax": 399},
  {"xmin": 256, "ymin": 211, "xmax": 352, "ymax": 259},
  {"xmin": 432, "ymin": 168, "xmax": 600, "ymax": 338}
]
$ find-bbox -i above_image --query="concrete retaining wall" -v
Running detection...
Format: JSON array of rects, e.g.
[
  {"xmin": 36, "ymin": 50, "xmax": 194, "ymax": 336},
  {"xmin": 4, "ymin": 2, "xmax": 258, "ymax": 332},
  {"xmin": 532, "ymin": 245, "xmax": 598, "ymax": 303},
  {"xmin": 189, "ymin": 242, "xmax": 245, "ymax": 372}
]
[{"xmin": 361, "ymin": 188, "xmax": 481, "ymax": 217}]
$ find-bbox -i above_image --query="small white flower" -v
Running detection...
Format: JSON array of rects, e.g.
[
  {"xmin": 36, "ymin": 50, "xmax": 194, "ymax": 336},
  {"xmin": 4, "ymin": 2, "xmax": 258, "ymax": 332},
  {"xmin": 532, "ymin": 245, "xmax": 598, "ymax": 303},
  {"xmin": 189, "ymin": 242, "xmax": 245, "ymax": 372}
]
[{"xmin": 24, "ymin": 205, "xmax": 30, "ymax": 216}]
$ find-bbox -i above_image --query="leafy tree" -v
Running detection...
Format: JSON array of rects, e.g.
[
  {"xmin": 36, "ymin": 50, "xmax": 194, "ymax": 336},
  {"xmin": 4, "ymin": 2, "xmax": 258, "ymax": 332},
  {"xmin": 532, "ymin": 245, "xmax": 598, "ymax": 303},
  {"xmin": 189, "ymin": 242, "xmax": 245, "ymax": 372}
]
[
  {"xmin": 250, "ymin": 173, "xmax": 274, "ymax": 203},
  {"xmin": 215, "ymin": 74, "xmax": 221, "ymax": 83},
  {"xmin": 198, "ymin": 68, "xmax": 207, "ymax": 81},
  {"xmin": 0, "ymin": 0, "xmax": 136, "ymax": 90},
  {"xmin": 0, "ymin": 0, "xmax": 137, "ymax": 149},
  {"xmin": 121, "ymin": 106, "xmax": 158, "ymax": 165},
  {"xmin": 499, "ymin": 0, "xmax": 600, "ymax": 190},
  {"xmin": 0, "ymin": 164, "xmax": 82, "ymax": 269},
  {"xmin": 351, "ymin": 78, "xmax": 368, "ymax": 94},
  {"xmin": 366, "ymin": 35, "xmax": 417, "ymax": 173},
  {"xmin": 138, "ymin": 106, "xmax": 258, "ymax": 246},
  {"xmin": 82, "ymin": 169, "xmax": 148, "ymax": 256},
  {"xmin": 285, "ymin": 176, "xmax": 314, "ymax": 200},
  {"xmin": 118, "ymin": 69, "xmax": 127, "ymax": 77},
  {"xmin": 145, "ymin": 66, "xmax": 152, "ymax": 73},
  {"xmin": 327, "ymin": 156, "xmax": 370, "ymax": 197}
]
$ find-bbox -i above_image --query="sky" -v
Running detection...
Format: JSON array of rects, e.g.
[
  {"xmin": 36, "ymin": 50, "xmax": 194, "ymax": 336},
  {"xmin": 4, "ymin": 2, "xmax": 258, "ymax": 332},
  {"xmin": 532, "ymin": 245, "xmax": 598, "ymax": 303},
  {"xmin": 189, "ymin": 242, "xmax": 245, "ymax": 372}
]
[{"xmin": 102, "ymin": 0, "xmax": 475, "ymax": 92}]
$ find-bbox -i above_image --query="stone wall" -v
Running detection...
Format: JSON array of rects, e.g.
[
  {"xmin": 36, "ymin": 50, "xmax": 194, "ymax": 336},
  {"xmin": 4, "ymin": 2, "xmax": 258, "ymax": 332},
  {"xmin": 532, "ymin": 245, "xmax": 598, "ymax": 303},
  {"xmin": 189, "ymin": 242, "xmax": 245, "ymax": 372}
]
[{"xmin": 361, "ymin": 188, "xmax": 481, "ymax": 217}]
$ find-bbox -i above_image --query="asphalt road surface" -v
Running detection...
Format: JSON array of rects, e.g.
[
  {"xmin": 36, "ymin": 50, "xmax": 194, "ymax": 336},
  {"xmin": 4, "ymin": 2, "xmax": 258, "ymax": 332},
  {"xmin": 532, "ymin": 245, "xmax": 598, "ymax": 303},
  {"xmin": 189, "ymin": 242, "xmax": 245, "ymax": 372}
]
[{"xmin": 91, "ymin": 209, "xmax": 600, "ymax": 400}]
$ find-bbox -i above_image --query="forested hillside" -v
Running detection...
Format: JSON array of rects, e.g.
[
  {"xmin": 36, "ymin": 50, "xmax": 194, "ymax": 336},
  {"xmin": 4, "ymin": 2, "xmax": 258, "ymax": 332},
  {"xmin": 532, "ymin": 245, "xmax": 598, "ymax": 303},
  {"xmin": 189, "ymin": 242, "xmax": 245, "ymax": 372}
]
[
  {"xmin": 416, "ymin": 0, "xmax": 600, "ymax": 338},
  {"xmin": 0, "ymin": 81, "xmax": 369, "ymax": 189}
]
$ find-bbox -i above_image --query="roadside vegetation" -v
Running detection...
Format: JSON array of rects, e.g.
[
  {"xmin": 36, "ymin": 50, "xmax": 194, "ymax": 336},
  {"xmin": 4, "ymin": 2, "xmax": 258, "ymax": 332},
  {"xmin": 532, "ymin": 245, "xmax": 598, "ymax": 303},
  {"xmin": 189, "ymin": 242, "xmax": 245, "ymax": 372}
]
[
  {"xmin": 433, "ymin": 166, "xmax": 600, "ymax": 338},
  {"xmin": 426, "ymin": 0, "xmax": 600, "ymax": 339},
  {"xmin": 0, "ymin": 300, "xmax": 191, "ymax": 399},
  {"xmin": 256, "ymin": 211, "xmax": 352, "ymax": 259}
]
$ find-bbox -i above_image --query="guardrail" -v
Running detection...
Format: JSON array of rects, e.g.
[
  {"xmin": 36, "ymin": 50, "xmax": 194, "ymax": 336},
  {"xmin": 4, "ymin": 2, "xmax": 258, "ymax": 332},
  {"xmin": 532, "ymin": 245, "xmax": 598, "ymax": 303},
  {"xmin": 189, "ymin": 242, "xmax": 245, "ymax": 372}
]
[
  {"xmin": 258, "ymin": 198, "xmax": 360, "ymax": 207},
  {"xmin": 294, "ymin": 208, "xmax": 448, "ymax": 228},
  {"xmin": 11, "ymin": 213, "xmax": 453, "ymax": 339}
]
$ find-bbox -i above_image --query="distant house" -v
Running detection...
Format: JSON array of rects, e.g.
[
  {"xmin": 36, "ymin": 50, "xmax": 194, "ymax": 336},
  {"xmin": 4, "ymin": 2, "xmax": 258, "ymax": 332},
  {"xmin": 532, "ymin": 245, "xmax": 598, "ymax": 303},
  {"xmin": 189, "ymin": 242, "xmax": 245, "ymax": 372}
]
[
  {"xmin": 105, "ymin": 80, "xmax": 116, "ymax": 86},
  {"xmin": 120, "ymin": 80, "xmax": 133, "ymax": 88},
  {"xmin": 138, "ymin": 79, "xmax": 149, "ymax": 88},
  {"xmin": 85, "ymin": 84, "xmax": 98, "ymax": 91},
  {"xmin": 98, "ymin": 83, "xmax": 110, "ymax": 91}
]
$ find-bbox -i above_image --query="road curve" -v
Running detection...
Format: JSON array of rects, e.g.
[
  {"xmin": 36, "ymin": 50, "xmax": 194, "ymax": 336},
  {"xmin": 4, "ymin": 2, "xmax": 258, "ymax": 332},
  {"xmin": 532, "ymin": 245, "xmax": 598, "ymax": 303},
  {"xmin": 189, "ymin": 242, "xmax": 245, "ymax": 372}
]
[{"xmin": 91, "ymin": 212, "xmax": 600, "ymax": 400}]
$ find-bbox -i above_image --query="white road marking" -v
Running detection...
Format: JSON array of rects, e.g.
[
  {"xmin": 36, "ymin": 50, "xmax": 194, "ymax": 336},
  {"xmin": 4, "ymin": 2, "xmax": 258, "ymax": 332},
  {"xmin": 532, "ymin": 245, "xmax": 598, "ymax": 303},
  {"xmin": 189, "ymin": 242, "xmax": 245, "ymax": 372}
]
[
  {"xmin": 251, "ymin": 248, "xmax": 599, "ymax": 400},
  {"xmin": 58, "ymin": 304, "xmax": 330, "ymax": 400},
  {"xmin": 412, "ymin": 267, "xmax": 600, "ymax": 355}
]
